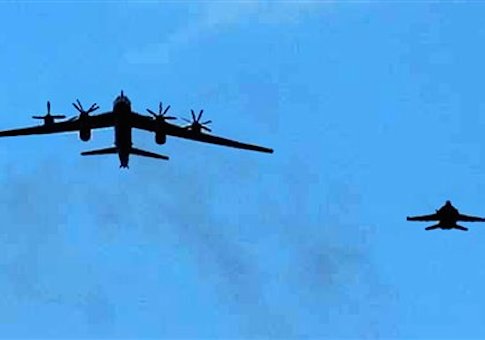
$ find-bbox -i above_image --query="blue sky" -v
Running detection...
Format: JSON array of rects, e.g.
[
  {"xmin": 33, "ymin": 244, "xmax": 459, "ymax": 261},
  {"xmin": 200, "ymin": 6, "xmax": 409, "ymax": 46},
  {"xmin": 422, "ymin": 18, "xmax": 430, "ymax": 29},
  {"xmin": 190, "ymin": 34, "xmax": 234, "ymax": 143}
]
[{"xmin": 1, "ymin": 1, "xmax": 485, "ymax": 338}]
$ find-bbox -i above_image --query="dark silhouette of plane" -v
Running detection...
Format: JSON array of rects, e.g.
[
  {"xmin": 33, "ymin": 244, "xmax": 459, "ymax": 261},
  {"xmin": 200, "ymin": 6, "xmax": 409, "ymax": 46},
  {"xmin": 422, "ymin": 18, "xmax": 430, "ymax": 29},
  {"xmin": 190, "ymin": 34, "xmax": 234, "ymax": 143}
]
[
  {"xmin": 406, "ymin": 200, "xmax": 485, "ymax": 231},
  {"xmin": 0, "ymin": 91, "xmax": 273, "ymax": 168},
  {"xmin": 32, "ymin": 101, "xmax": 67, "ymax": 125}
]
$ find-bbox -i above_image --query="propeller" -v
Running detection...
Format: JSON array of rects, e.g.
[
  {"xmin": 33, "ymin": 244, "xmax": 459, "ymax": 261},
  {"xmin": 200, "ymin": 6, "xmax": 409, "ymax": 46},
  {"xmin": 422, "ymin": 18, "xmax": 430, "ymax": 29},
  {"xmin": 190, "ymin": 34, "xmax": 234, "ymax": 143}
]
[
  {"xmin": 146, "ymin": 102, "xmax": 176, "ymax": 123},
  {"xmin": 72, "ymin": 99, "xmax": 99, "ymax": 117},
  {"xmin": 182, "ymin": 109, "xmax": 212, "ymax": 133},
  {"xmin": 32, "ymin": 101, "xmax": 66, "ymax": 123}
]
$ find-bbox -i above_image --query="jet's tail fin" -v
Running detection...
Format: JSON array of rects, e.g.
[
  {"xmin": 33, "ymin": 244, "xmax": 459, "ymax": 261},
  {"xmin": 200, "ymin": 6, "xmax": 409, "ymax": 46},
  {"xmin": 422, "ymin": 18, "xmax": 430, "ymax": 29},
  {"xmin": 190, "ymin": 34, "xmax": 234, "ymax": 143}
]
[
  {"xmin": 130, "ymin": 147, "xmax": 169, "ymax": 160},
  {"xmin": 81, "ymin": 147, "xmax": 118, "ymax": 156}
]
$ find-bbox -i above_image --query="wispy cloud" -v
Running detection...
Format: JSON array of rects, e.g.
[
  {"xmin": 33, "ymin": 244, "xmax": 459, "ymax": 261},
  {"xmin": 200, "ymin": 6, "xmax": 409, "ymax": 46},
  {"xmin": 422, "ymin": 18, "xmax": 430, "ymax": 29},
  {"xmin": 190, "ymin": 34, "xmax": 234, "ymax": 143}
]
[
  {"xmin": 124, "ymin": 2, "xmax": 324, "ymax": 65},
  {"xmin": 0, "ymin": 144, "xmax": 397, "ymax": 337}
]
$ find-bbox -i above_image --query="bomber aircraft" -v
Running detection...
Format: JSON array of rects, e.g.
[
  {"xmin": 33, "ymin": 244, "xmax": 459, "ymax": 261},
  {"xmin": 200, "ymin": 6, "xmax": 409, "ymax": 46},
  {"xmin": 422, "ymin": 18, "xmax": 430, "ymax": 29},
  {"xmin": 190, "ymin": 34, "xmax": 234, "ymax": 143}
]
[
  {"xmin": 406, "ymin": 200, "xmax": 485, "ymax": 231},
  {"xmin": 0, "ymin": 91, "xmax": 273, "ymax": 168}
]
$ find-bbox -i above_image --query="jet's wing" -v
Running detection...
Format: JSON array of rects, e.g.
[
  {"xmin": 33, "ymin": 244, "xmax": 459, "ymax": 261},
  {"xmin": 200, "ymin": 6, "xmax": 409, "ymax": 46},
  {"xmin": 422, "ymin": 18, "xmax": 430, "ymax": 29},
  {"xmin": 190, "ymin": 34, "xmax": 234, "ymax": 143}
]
[
  {"xmin": 406, "ymin": 213, "xmax": 439, "ymax": 221},
  {"xmin": 130, "ymin": 113, "xmax": 274, "ymax": 154},
  {"xmin": 0, "ymin": 112, "xmax": 114, "ymax": 137},
  {"xmin": 457, "ymin": 213, "xmax": 485, "ymax": 222}
]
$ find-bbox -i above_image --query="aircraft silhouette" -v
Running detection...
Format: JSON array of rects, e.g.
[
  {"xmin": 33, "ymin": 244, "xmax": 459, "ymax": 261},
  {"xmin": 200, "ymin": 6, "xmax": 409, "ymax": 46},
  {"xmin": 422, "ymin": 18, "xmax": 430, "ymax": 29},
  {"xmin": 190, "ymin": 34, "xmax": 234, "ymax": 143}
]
[
  {"xmin": 32, "ymin": 101, "xmax": 66, "ymax": 125},
  {"xmin": 406, "ymin": 200, "xmax": 485, "ymax": 231},
  {"xmin": 0, "ymin": 91, "xmax": 273, "ymax": 168}
]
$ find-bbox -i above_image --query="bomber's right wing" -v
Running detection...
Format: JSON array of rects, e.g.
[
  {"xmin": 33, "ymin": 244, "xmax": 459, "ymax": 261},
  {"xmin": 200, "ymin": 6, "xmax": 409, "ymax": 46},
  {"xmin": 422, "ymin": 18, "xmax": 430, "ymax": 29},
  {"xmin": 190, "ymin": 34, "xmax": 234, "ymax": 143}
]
[
  {"xmin": 0, "ymin": 112, "xmax": 114, "ymax": 137},
  {"xmin": 165, "ymin": 125, "xmax": 274, "ymax": 153},
  {"xmin": 130, "ymin": 112, "xmax": 273, "ymax": 154},
  {"xmin": 406, "ymin": 213, "xmax": 439, "ymax": 221}
]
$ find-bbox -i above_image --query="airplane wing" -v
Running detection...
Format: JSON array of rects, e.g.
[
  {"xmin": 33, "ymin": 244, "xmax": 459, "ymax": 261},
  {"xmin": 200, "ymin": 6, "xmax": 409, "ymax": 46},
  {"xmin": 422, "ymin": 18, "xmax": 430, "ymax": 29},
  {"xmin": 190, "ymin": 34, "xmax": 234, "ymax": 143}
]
[
  {"xmin": 457, "ymin": 213, "xmax": 485, "ymax": 222},
  {"xmin": 130, "ymin": 113, "xmax": 274, "ymax": 154},
  {"xmin": 0, "ymin": 112, "xmax": 114, "ymax": 137},
  {"xmin": 406, "ymin": 213, "xmax": 439, "ymax": 221}
]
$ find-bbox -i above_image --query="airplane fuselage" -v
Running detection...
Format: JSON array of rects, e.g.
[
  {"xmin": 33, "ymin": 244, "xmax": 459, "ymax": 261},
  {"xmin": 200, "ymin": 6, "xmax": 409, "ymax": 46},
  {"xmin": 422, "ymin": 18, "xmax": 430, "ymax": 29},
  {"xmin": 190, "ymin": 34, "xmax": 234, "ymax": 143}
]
[
  {"xmin": 435, "ymin": 203, "xmax": 460, "ymax": 229},
  {"xmin": 112, "ymin": 94, "xmax": 132, "ymax": 168},
  {"xmin": 437, "ymin": 219, "xmax": 459, "ymax": 230},
  {"xmin": 79, "ymin": 91, "xmax": 169, "ymax": 167}
]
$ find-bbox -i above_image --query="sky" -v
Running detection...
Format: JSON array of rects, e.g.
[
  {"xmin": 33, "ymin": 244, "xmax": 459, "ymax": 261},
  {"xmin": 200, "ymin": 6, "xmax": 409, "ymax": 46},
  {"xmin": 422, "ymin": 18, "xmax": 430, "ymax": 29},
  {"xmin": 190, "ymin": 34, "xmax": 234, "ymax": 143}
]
[{"xmin": 1, "ymin": 1, "xmax": 485, "ymax": 338}]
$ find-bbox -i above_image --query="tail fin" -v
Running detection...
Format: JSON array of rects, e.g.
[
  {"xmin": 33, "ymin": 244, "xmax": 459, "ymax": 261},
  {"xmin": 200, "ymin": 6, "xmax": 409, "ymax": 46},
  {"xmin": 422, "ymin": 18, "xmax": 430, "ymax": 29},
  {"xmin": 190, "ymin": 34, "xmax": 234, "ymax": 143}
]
[
  {"xmin": 130, "ymin": 147, "xmax": 169, "ymax": 160},
  {"xmin": 81, "ymin": 147, "xmax": 118, "ymax": 156}
]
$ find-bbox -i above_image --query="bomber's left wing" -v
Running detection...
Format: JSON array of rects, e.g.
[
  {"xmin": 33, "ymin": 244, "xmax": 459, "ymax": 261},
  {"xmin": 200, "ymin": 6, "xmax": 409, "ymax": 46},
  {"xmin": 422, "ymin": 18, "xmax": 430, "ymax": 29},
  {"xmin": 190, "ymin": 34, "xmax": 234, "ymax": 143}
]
[
  {"xmin": 406, "ymin": 213, "xmax": 439, "ymax": 221},
  {"xmin": 0, "ymin": 112, "xmax": 114, "ymax": 137},
  {"xmin": 131, "ymin": 113, "xmax": 274, "ymax": 154},
  {"xmin": 457, "ymin": 213, "xmax": 485, "ymax": 222},
  {"xmin": 168, "ymin": 126, "xmax": 274, "ymax": 153}
]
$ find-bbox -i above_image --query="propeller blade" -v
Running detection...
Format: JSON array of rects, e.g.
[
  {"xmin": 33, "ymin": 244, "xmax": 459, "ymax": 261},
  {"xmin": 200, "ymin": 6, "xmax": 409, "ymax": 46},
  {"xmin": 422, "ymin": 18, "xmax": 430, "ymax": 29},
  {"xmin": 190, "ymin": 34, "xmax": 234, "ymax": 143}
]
[
  {"xmin": 159, "ymin": 102, "xmax": 163, "ymax": 114},
  {"xmin": 163, "ymin": 105, "xmax": 171, "ymax": 115},
  {"xmin": 164, "ymin": 116, "xmax": 176, "ymax": 120},
  {"xmin": 72, "ymin": 102, "xmax": 81, "ymax": 112},
  {"xmin": 201, "ymin": 120, "xmax": 212, "ymax": 125},
  {"xmin": 76, "ymin": 99, "xmax": 84, "ymax": 111},
  {"xmin": 146, "ymin": 108, "xmax": 157, "ymax": 117},
  {"xmin": 182, "ymin": 118, "xmax": 192, "ymax": 123},
  {"xmin": 52, "ymin": 115, "xmax": 66, "ymax": 119},
  {"xmin": 47, "ymin": 101, "xmax": 51, "ymax": 115},
  {"xmin": 197, "ymin": 110, "xmax": 204, "ymax": 121},
  {"xmin": 88, "ymin": 103, "xmax": 99, "ymax": 113},
  {"xmin": 32, "ymin": 116, "xmax": 44, "ymax": 119},
  {"xmin": 191, "ymin": 109, "xmax": 196, "ymax": 121},
  {"xmin": 201, "ymin": 126, "xmax": 212, "ymax": 133}
]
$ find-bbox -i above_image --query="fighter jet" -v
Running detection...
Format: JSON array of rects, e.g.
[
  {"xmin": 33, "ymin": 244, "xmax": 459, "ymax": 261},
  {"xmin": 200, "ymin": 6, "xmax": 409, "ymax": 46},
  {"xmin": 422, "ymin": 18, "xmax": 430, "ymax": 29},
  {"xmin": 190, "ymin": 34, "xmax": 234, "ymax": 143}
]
[
  {"xmin": 406, "ymin": 200, "xmax": 485, "ymax": 231},
  {"xmin": 0, "ymin": 91, "xmax": 273, "ymax": 168}
]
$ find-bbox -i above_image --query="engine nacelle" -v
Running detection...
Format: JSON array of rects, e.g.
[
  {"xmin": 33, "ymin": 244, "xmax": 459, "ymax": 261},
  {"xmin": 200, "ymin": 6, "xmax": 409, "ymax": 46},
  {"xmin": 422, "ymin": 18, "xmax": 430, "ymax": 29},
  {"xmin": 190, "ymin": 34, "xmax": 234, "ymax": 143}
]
[
  {"xmin": 79, "ymin": 128, "xmax": 91, "ymax": 142},
  {"xmin": 155, "ymin": 131, "xmax": 166, "ymax": 145}
]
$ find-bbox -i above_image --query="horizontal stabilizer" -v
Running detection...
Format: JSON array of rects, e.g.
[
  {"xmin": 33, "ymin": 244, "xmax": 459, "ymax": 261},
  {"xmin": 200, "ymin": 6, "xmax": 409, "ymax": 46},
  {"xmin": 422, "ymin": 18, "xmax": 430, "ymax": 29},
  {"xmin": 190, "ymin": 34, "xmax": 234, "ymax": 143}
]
[
  {"xmin": 130, "ymin": 147, "xmax": 169, "ymax": 160},
  {"xmin": 425, "ymin": 224, "xmax": 440, "ymax": 231},
  {"xmin": 454, "ymin": 224, "xmax": 469, "ymax": 231},
  {"xmin": 81, "ymin": 147, "xmax": 117, "ymax": 156}
]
